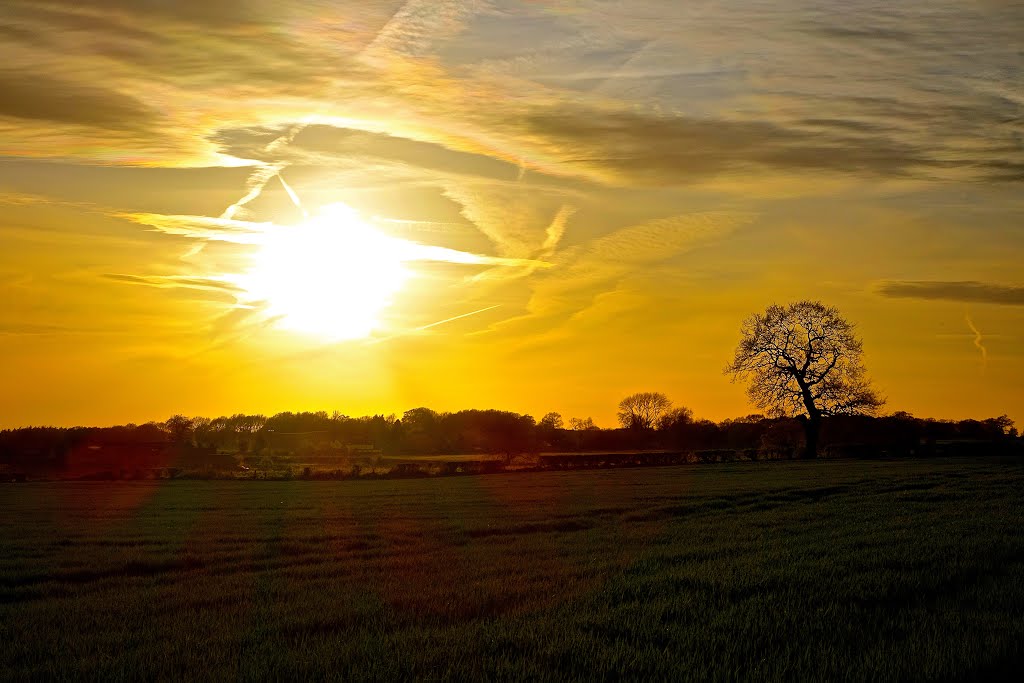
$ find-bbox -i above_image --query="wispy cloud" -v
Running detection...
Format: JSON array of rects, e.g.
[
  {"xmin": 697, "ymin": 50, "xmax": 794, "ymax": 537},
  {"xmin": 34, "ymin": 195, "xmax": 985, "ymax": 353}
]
[
  {"xmin": 121, "ymin": 213, "xmax": 270, "ymax": 244},
  {"xmin": 0, "ymin": 0, "xmax": 1018, "ymax": 186},
  {"xmin": 121, "ymin": 210, "xmax": 547, "ymax": 269},
  {"xmin": 0, "ymin": 322, "xmax": 78, "ymax": 336},
  {"xmin": 103, "ymin": 273, "xmax": 246, "ymax": 295},
  {"xmin": 442, "ymin": 183, "xmax": 577, "ymax": 258},
  {"xmin": 541, "ymin": 204, "xmax": 575, "ymax": 254},
  {"xmin": 486, "ymin": 210, "xmax": 754, "ymax": 335},
  {"xmin": 0, "ymin": 69, "xmax": 154, "ymax": 130},
  {"xmin": 877, "ymin": 280, "xmax": 1024, "ymax": 306},
  {"xmin": 363, "ymin": 0, "xmax": 481, "ymax": 60}
]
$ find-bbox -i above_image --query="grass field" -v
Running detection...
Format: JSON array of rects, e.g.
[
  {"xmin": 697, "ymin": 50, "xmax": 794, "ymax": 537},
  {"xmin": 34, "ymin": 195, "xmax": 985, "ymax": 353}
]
[{"xmin": 2, "ymin": 458, "xmax": 1023, "ymax": 680}]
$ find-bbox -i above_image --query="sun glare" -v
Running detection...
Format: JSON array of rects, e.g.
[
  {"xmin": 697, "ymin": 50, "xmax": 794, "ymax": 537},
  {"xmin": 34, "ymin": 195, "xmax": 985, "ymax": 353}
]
[{"xmin": 233, "ymin": 203, "xmax": 410, "ymax": 340}]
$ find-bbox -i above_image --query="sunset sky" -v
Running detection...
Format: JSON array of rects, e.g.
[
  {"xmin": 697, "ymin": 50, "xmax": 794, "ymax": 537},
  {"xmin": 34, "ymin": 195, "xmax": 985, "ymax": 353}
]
[{"xmin": 1, "ymin": 1, "xmax": 1021, "ymax": 428}]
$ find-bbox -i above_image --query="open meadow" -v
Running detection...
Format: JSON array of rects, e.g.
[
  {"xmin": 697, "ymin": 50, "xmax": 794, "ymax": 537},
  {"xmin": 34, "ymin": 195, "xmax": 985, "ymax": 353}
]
[{"xmin": 2, "ymin": 458, "xmax": 1024, "ymax": 680}]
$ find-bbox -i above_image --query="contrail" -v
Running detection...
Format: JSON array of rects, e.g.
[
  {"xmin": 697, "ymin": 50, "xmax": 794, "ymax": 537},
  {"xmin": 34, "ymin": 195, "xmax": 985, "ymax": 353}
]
[
  {"xmin": 220, "ymin": 121, "xmax": 312, "ymax": 219},
  {"xmin": 965, "ymin": 311, "xmax": 988, "ymax": 370},
  {"xmin": 366, "ymin": 304, "xmax": 501, "ymax": 346},
  {"xmin": 221, "ymin": 163, "xmax": 284, "ymax": 220},
  {"xmin": 277, "ymin": 172, "xmax": 308, "ymax": 219},
  {"xmin": 416, "ymin": 304, "xmax": 500, "ymax": 331},
  {"xmin": 181, "ymin": 241, "xmax": 205, "ymax": 260}
]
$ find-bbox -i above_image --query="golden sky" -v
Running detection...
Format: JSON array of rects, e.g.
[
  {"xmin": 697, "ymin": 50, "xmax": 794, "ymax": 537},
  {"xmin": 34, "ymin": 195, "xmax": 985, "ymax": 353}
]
[{"xmin": 1, "ymin": 1, "xmax": 1022, "ymax": 428}]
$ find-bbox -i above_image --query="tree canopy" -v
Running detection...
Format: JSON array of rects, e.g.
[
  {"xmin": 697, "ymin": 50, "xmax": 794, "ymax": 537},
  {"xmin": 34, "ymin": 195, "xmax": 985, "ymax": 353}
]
[
  {"xmin": 725, "ymin": 300, "xmax": 884, "ymax": 456},
  {"xmin": 617, "ymin": 392, "xmax": 673, "ymax": 430}
]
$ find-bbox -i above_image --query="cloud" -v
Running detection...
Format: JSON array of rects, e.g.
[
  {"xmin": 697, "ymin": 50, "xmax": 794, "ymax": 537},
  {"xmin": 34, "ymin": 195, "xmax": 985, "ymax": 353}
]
[
  {"xmin": 363, "ymin": 0, "xmax": 482, "ymax": 60},
  {"xmin": 19, "ymin": 1, "xmax": 283, "ymax": 29},
  {"xmin": 102, "ymin": 273, "xmax": 246, "ymax": 295},
  {"xmin": 541, "ymin": 204, "xmax": 575, "ymax": 254},
  {"xmin": 122, "ymin": 209, "xmax": 546, "ymax": 267},
  {"xmin": 214, "ymin": 124, "xmax": 523, "ymax": 183},
  {"xmin": 0, "ymin": 70, "xmax": 154, "ymax": 129},
  {"xmin": 0, "ymin": 322, "xmax": 79, "ymax": 336},
  {"xmin": 0, "ymin": 0, "xmax": 1007, "ymax": 185},
  {"xmin": 0, "ymin": 0, "xmax": 1017, "ymax": 189},
  {"xmin": 442, "ymin": 183, "xmax": 577, "ymax": 258},
  {"xmin": 572, "ymin": 211, "xmax": 749, "ymax": 267},
  {"xmin": 465, "ymin": 0, "xmax": 1024, "ymax": 184},
  {"xmin": 0, "ymin": 2, "xmax": 383, "ymax": 163},
  {"xmin": 877, "ymin": 280, "xmax": 1024, "ymax": 306},
  {"xmin": 0, "ymin": 192, "xmax": 51, "ymax": 206},
  {"xmin": 120, "ymin": 213, "xmax": 269, "ymax": 244},
  {"xmin": 485, "ymin": 210, "xmax": 754, "ymax": 336},
  {"xmin": 515, "ymin": 104, "xmax": 1019, "ymax": 184}
]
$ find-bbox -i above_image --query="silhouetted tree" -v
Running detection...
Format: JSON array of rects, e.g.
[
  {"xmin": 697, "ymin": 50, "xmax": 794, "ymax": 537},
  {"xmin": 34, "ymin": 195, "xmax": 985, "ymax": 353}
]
[
  {"xmin": 657, "ymin": 406, "xmax": 694, "ymax": 431},
  {"xmin": 569, "ymin": 417, "xmax": 596, "ymax": 431},
  {"xmin": 537, "ymin": 412, "xmax": 565, "ymax": 449},
  {"xmin": 540, "ymin": 412, "xmax": 564, "ymax": 431},
  {"xmin": 232, "ymin": 413, "xmax": 267, "ymax": 452},
  {"xmin": 725, "ymin": 300, "xmax": 884, "ymax": 458},
  {"xmin": 483, "ymin": 411, "xmax": 536, "ymax": 464},
  {"xmin": 617, "ymin": 392, "xmax": 672, "ymax": 430},
  {"xmin": 190, "ymin": 417, "xmax": 214, "ymax": 448},
  {"xmin": 163, "ymin": 415, "xmax": 195, "ymax": 445},
  {"xmin": 401, "ymin": 407, "xmax": 442, "ymax": 453},
  {"xmin": 567, "ymin": 417, "xmax": 598, "ymax": 450},
  {"xmin": 984, "ymin": 415, "xmax": 1015, "ymax": 438}
]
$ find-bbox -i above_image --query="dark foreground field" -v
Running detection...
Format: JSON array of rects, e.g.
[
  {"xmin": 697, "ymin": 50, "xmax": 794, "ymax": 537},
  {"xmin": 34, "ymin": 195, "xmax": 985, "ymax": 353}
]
[{"xmin": 2, "ymin": 459, "xmax": 1023, "ymax": 681}]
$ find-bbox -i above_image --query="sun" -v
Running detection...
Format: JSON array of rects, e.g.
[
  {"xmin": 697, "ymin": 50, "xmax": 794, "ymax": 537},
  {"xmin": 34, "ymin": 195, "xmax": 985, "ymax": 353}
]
[{"xmin": 232, "ymin": 203, "xmax": 411, "ymax": 340}]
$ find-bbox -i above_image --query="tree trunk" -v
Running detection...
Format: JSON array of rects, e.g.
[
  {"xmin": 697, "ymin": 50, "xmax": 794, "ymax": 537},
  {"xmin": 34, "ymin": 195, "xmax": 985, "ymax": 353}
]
[
  {"xmin": 803, "ymin": 414, "xmax": 821, "ymax": 459},
  {"xmin": 794, "ymin": 376, "xmax": 821, "ymax": 459}
]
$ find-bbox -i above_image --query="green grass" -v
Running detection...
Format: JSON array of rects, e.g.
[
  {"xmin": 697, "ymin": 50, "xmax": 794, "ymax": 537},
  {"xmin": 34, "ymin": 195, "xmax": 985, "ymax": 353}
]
[{"xmin": 2, "ymin": 458, "xmax": 1023, "ymax": 681}]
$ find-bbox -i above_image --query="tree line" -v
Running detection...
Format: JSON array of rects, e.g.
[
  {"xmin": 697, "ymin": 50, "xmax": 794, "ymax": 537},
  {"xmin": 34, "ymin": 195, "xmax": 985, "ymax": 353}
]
[
  {"xmin": 1, "ymin": 300, "xmax": 1018, "ymax": 474},
  {"xmin": 1, "ymin": 401, "xmax": 1016, "ymax": 469}
]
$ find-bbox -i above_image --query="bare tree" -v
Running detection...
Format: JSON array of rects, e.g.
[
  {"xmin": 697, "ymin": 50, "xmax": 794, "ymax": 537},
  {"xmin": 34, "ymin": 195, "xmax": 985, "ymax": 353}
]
[
  {"xmin": 617, "ymin": 392, "xmax": 672, "ymax": 430},
  {"xmin": 725, "ymin": 300, "xmax": 884, "ymax": 458}
]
